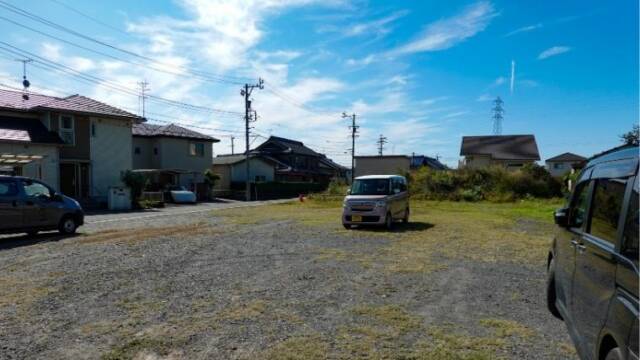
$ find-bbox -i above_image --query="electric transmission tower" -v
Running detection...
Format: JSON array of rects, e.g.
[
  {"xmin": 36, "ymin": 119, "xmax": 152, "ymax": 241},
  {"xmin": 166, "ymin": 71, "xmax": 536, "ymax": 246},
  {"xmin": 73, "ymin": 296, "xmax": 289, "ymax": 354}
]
[
  {"xmin": 492, "ymin": 96, "xmax": 504, "ymax": 135},
  {"xmin": 137, "ymin": 80, "xmax": 150, "ymax": 118},
  {"xmin": 376, "ymin": 134, "xmax": 388, "ymax": 156}
]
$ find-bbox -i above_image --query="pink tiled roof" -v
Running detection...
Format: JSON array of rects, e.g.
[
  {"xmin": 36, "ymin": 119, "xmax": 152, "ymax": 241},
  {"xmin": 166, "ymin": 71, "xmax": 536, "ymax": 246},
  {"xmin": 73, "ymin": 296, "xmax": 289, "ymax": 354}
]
[{"xmin": 0, "ymin": 89, "xmax": 141, "ymax": 120}]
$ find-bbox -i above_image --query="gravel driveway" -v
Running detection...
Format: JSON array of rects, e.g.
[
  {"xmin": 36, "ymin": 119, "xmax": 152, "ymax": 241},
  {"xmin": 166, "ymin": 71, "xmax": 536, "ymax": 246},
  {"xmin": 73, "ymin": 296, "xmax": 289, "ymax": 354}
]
[{"xmin": 0, "ymin": 200, "xmax": 577, "ymax": 359}]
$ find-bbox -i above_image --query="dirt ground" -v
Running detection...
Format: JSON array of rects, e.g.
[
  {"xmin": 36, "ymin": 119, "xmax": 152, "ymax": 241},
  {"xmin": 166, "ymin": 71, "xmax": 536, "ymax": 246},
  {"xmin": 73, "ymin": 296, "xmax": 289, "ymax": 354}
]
[{"xmin": 0, "ymin": 199, "xmax": 577, "ymax": 359}]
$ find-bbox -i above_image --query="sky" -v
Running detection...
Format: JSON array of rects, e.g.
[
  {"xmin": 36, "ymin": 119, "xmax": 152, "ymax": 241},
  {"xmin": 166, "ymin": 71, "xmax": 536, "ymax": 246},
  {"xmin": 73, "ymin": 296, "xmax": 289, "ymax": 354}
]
[{"xmin": 0, "ymin": 0, "xmax": 637, "ymax": 167}]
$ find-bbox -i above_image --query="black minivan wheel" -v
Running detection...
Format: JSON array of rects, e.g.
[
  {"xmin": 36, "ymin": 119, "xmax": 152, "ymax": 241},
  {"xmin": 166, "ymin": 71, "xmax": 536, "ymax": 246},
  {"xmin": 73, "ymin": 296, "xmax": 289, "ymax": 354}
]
[
  {"xmin": 58, "ymin": 216, "xmax": 77, "ymax": 235},
  {"xmin": 546, "ymin": 258, "xmax": 562, "ymax": 320},
  {"xmin": 385, "ymin": 212, "xmax": 393, "ymax": 230},
  {"xmin": 605, "ymin": 347, "xmax": 623, "ymax": 360},
  {"xmin": 402, "ymin": 208, "xmax": 409, "ymax": 223}
]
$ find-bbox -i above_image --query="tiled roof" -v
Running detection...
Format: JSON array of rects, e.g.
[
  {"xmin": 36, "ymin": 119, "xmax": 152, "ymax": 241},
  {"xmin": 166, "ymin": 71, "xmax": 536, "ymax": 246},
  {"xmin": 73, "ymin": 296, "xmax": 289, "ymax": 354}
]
[
  {"xmin": 133, "ymin": 123, "xmax": 219, "ymax": 142},
  {"xmin": 0, "ymin": 116, "xmax": 64, "ymax": 144},
  {"xmin": 460, "ymin": 135, "xmax": 540, "ymax": 160},
  {"xmin": 0, "ymin": 88, "xmax": 141, "ymax": 120},
  {"xmin": 546, "ymin": 152, "xmax": 586, "ymax": 162},
  {"xmin": 256, "ymin": 135, "xmax": 321, "ymax": 157}
]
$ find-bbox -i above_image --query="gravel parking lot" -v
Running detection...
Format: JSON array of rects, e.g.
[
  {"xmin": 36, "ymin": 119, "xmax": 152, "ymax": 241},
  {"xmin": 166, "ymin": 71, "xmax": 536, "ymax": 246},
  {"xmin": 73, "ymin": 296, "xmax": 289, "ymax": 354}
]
[{"xmin": 0, "ymin": 199, "xmax": 577, "ymax": 359}]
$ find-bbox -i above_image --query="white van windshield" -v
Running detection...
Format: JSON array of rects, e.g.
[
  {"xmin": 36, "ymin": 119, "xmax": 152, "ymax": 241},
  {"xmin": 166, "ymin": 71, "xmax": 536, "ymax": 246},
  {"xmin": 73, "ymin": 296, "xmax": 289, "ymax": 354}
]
[{"xmin": 351, "ymin": 179, "xmax": 390, "ymax": 195}]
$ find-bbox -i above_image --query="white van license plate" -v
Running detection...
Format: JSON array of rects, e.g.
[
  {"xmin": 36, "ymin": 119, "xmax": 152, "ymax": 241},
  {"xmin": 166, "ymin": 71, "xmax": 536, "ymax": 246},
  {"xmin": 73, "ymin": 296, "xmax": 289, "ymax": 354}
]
[{"xmin": 351, "ymin": 215, "xmax": 362, "ymax": 222}]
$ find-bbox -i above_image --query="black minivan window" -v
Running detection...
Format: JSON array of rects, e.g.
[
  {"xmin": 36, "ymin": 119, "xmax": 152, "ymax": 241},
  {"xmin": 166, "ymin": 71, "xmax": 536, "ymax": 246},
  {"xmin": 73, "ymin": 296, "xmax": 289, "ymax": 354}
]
[
  {"xmin": 589, "ymin": 178, "xmax": 626, "ymax": 244},
  {"xmin": 622, "ymin": 178, "xmax": 638, "ymax": 263},
  {"xmin": 569, "ymin": 181, "xmax": 590, "ymax": 228},
  {"xmin": 0, "ymin": 179, "xmax": 18, "ymax": 197}
]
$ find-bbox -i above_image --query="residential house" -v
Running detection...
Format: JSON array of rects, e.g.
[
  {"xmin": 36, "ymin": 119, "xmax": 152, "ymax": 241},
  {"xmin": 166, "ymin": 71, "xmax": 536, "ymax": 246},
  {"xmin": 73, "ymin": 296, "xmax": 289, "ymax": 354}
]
[
  {"xmin": 459, "ymin": 135, "xmax": 540, "ymax": 170},
  {"xmin": 253, "ymin": 136, "xmax": 337, "ymax": 184},
  {"xmin": 0, "ymin": 89, "xmax": 143, "ymax": 203},
  {"xmin": 354, "ymin": 155, "xmax": 411, "ymax": 177},
  {"xmin": 545, "ymin": 152, "xmax": 586, "ymax": 177},
  {"xmin": 132, "ymin": 123, "xmax": 219, "ymax": 191},
  {"xmin": 211, "ymin": 154, "xmax": 278, "ymax": 194},
  {"xmin": 410, "ymin": 154, "xmax": 447, "ymax": 170}
]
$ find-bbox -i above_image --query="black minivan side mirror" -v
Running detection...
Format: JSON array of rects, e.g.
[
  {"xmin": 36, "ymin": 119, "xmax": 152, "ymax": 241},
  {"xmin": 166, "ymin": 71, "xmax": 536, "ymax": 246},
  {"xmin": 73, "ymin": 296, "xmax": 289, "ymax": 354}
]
[
  {"xmin": 554, "ymin": 208, "xmax": 569, "ymax": 227},
  {"xmin": 52, "ymin": 192, "xmax": 64, "ymax": 202}
]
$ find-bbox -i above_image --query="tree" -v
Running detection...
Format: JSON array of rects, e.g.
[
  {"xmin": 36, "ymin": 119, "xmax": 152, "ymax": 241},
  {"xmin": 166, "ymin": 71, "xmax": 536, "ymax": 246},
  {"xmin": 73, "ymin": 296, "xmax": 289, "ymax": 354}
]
[
  {"xmin": 620, "ymin": 124, "xmax": 639, "ymax": 146},
  {"xmin": 121, "ymin": 170, "xmax": 149, "ymax": 207},
  {"xmin": 203, "ymin": 169, "xmax": 220, "ymax": 200}
]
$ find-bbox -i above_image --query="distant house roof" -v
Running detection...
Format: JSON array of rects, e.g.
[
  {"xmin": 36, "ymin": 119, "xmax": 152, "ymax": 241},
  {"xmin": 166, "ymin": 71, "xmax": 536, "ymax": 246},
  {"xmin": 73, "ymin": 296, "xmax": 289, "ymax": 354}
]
[
  {"xmin": 133, "ymin": 123, "xmax": 219, "ymax": 142},
  {"xmin": 355, "ymin": 155, "xmax": 411, "ymax": 159},
  {"xmin": 0, "ymin": 88, "xmax": 142, "ymax": 121},
  {"xmin": 212, "ymin": 153, "xmax": 286, "ymax": 169},
  {"xmin": 460, "ymin": 135, "xmax": 540, "ymax": 160},
  {"xmin": 546, "ymin": 152, "xmax": 586, "ymax": 162},
  {"xmin": 255, "ymin": 135, "xmax": 321, "ymax": 157},
  {"xmin": 319, "ymin": 156, "xmax": 348, "ymax": 171},
  {"xmin": 410, "ymin": 155, "xmax": 447, "ymax": 170},
  {"xmin": 0, "ymin": 116, "xmax": 64, "ymax": 145}
]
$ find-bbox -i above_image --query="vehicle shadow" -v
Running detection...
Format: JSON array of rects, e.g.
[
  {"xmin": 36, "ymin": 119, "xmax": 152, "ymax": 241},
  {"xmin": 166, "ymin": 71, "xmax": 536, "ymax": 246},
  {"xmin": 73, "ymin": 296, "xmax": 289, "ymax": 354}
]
[
  {"xmin": 351, "ymin": 221, "xmax": 434, "ymax": 233},
  {"xmin": 0, "ymin": 232, "xmax": 79, "ymax": 251}
]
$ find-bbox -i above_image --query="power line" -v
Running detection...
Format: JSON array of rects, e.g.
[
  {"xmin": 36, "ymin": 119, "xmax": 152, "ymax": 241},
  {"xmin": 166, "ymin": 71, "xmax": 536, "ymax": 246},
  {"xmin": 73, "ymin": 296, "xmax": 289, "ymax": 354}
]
[
  {"xmin": 0, "ymin": 1, "xmax": 252, "ymax": 84},
  {"xmin": 45, "ymin": 0, "xmax": 131, "ymax": 36},
  {"xmin": 0, "ymin": 42, "xmax": 243, "ymax": 116}
]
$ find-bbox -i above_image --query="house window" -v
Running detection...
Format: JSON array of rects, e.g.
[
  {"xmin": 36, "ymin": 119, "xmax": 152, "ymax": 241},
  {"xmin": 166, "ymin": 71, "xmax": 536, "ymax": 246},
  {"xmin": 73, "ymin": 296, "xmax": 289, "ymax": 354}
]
[
  {"xmin": 553, "ymin": 163, "xmax": 564, "ymax": 169},
  {"xmin": 59, "ymin": 114, "xmax": 75, "ymax": 145},
  {"xmin": 153, "ymin": 147, "xmax": 158, "ymax": 155},
  {"xmin": 134, "ymin": 147, "xmax": 141, "ymax": 155},
  {"xmin": 91, "ymin": 122, "xmax": 96, "ymax": 137},
  {"xmin": 255, "ymin": 175, "xmax": 266, "ymax": 182},
  {"xmin": 190, "ymin": 143, "xmax": 205, "ymax": 157}
]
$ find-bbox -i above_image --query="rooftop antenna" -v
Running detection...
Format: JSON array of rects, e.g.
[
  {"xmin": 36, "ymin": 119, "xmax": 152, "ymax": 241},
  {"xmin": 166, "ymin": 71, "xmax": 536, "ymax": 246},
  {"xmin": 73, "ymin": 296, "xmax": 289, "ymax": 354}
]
[
  {"xmin": 17, "ymin": 58, "xmax": 32, "ymax": 100},
  {"xmin": 492, "ymin": 96, "xmax": 504, "ymax": 135}
]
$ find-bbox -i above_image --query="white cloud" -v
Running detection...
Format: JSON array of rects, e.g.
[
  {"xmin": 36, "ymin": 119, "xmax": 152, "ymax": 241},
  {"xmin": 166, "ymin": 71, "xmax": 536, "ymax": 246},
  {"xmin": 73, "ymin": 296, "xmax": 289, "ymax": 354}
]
[
  {"xmin": 343, "ymin": 10, "xmax": 408, "ymax": 37},
  {"xmin": 493, "ymin": 76, "xmax": 506, "ymax": 86},
  {"xmin": 538, "ymin": 46, "xmax": 571, "ymax": 60},
  {"xmin": 386, "ymin": 1, "xmax": 497, "ymax": 57},
  {"xmin": 41, "ymin": 43, "xmax": 62, "ymax": 61},
  {"xmin": 476, "ymin": 93, "xmax": 493, "ymax": 102},
  {"xmin": 504, "ymin": 23, "xmax": 542, "ymax": 37},
  {"xmin": 345, "ymin": 54, "xmax": 376, "ymax": 67}
]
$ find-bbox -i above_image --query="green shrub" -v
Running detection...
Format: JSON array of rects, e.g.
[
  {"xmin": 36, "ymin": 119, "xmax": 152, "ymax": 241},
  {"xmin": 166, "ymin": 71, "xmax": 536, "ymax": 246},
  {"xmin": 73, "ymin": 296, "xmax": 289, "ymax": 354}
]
[
  {"xmin": 120, "ymin": 170, "xmax": 149, "ymax": 207},
  {"xmin": 410, "ymin": 164, "xmax": 562, "ymax": 202}
]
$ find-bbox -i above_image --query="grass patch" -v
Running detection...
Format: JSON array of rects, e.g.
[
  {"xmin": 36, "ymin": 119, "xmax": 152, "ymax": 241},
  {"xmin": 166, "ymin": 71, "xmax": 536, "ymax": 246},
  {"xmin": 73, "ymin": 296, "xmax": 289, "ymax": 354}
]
[
  {"xmin": 101, "ymin": 337, "xmax": 182, "ymax": 360},
  {"xmin": 351, "ymin": 304, "xmax": 421, "ymax": 335},
  {"xmin": 260, "ymin": 335, "xmax": 329, "ymax": 360},
  {"xmin": 479, "ymin": 318, "xmax": 534, "ymax": 338},
  {"xmin": 217, "ymin": 300, "xmax": 267, "ymax": 321}
]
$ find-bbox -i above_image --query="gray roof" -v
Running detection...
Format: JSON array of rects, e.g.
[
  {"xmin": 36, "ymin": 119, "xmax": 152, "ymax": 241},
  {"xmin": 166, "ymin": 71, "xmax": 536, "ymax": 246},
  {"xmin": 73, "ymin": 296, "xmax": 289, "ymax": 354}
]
[
  {"xmin": 212, "ymin": 154, "xmax": 252, "ymax": 165},
  {"xmin": 133, "ymin": 123, "xmax": 219, "ymax": 142},
  {"xmin": 546, "ymin": 152, "xmax": 586, "ymax": 162},
  {"xmin": 460, "ymin": 135, "xmax": 540, "ymax": 160},
  {"xmin": 256, "ymin": 136, "xmax": 320, "ymax": 157},
  {"xmin": 0, "ymin": 116, "xmax": 64, "ymax": 144},
  {"xmin": 0, "ymin": 89, "xmax": 141, "ymax": 120}
]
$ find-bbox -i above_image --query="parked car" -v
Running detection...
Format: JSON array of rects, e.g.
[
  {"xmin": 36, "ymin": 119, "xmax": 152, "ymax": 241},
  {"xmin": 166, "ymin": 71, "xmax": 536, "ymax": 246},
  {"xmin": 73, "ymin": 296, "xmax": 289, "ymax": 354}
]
[
  {"xmin": 342, "ymin": 175, "xmax": 409, "ymax": 229},
  {"xmin": 0, "ymin": 176, "xmax": 84, "ymax": 236},
  {"xmin": 547, "ymin": 145, "xmax": 638, "ymax": 360},
  {"xmin": 165, "ymin": 185, "xmax": 197, "ymax": 204}
]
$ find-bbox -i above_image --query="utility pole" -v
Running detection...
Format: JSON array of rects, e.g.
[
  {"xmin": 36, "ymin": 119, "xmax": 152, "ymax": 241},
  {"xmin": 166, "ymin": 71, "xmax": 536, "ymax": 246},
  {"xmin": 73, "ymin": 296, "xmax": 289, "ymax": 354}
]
[
  {"xmin": 230, "ymin": 136, "xmax": 235, "ymax": 155},
  {"xmin": 342, "ymin": 112, "xmax": 358, "ymax": 183},
  {"xmin": 137, "ymin": 80, "xmax": 150, "ymax": 118},
  {"xmin": 241, "ymin": 78, "xmax": 264, "ymax": 201},
  {"xmin": 376, "ymin": 134, "xmax": 388, "ymax": 156},
  {"xmin": 492, "ymin": 96, "xmax": 504, "ymax": 135}
]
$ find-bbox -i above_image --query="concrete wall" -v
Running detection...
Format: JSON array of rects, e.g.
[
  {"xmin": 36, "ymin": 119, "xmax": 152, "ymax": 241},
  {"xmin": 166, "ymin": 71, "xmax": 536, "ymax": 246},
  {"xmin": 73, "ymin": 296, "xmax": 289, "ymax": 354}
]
[
  {"xmin": 90, "ymin": 117, "xmax": 133, "ymax": 200},
  {"xmin": 230, "ymin": 158, "xmax": 275, "ymax": 183},
  {"xmin": 354, "ymin": 156, "xmax": 411, "ymax": 177},
  {"xmin": 0, "ymin": 143, "xmax": 59, "ymax": 190},
  {"xmin": 211, "ymin": 164, "xmax": 231, "ymax": 190},
  {"xmin": 132, "ymin": 137, "xmax": 155, "ymax": 169}
]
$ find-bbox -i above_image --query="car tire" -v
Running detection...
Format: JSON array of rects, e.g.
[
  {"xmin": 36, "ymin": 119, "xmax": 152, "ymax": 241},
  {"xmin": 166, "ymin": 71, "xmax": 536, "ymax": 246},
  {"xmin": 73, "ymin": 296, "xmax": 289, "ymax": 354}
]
[
  {"xmin": 343, "ymin": 224, "xmax": 351, "ymax": 230},
  {"xmin": 546, "ymin": 258, "xmax": 563, "ymax": 320},
  {"xmin": 605, "ymin": 347, "xmax": 623, "ymax": 360},
  {"xmin": 402, "ymin": 208, "xmax": 409, "ymax": 223},
  {"xmin": 385, "ymin": 212, "xmax": 393, "ymax": 230},
  {"xmin": 58, "ymin": 216, "xmax": 77, "ymax": 235}
]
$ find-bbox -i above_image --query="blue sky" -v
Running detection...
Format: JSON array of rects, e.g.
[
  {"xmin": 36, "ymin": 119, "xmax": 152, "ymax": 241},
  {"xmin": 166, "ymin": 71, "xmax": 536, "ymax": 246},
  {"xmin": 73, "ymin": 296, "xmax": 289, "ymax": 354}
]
[{"xmin": 0, "ymin": 0, "xmax": 637, "ymax": 166}]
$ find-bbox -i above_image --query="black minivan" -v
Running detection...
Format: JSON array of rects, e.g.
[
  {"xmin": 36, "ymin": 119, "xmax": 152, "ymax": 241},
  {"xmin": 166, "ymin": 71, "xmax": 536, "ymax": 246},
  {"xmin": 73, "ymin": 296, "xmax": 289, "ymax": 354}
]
[{"xmin": 547, "ymin": 145, "xmax": 638, "ymax": 360}]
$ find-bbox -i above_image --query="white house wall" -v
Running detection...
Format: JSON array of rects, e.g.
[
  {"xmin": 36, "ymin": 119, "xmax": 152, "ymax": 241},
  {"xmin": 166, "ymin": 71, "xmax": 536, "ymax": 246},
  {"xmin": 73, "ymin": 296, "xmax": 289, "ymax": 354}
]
[
  {"xmin": 90, "ymin": 117, "xmax": 133, "ymax": 200},
  {"xmin": 230, "ymin": 158, "xmax": 275, "ymax": 182}
]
